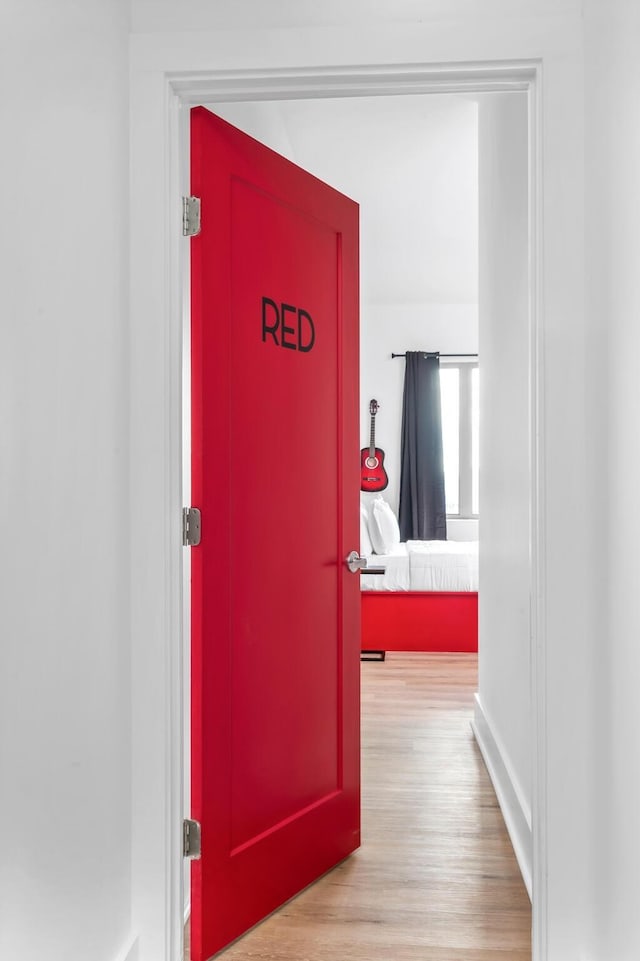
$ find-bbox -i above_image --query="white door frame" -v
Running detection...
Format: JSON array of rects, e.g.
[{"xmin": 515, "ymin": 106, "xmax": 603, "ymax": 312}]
[{"xmin": 130, "ymin": 61, "xmax": 544, "ymax": 961}]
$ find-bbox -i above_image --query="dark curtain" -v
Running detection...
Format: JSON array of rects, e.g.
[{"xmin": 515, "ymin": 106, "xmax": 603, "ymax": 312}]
[{"xmin": 398, "ymin": 352, "xmax": 447, "ymax": 541}]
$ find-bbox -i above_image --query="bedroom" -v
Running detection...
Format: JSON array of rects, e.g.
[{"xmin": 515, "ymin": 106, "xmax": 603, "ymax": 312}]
[{"xmin": 183, "ymin": 91, "xmax": 532, "ymax": 958}]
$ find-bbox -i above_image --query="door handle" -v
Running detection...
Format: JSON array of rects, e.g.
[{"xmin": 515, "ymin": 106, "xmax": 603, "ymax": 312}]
[{"xmin": 345, "ymin": 550, "xmax": 368, "ymax": 573}]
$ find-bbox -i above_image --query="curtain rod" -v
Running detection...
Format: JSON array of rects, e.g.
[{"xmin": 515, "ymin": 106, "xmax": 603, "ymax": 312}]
[{"xmin": 391, "ymin": 352, "xmax": 478, "ymax": 358}]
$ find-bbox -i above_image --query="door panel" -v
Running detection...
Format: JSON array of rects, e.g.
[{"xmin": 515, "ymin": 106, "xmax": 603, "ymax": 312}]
[{"xmin": 190, "ymin": 106, "xmax": 360, "ymax": 961}]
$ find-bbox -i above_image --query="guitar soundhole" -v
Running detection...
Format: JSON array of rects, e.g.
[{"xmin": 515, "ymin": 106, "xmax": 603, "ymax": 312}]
[{"xmin": 365, "ymin": 456, "xmax": 379, "ymax": 469}]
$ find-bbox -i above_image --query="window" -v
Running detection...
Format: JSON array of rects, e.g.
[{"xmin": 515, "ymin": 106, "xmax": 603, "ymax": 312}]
[
  {"xmin": 440, "ymin": 362, "xmax": 479, "ymax": 517},
  {"xmin": 439, "ymin": 368, "xmax": 460, "ymax": 514}
]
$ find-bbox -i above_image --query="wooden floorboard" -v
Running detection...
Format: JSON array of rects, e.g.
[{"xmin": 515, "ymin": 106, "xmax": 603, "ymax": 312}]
[{"xmin": 187, "ymin": 652, "xmax": 531, "ymax": 960}]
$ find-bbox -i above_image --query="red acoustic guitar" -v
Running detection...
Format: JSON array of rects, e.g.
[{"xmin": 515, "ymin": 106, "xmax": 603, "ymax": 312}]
[{"xmin": 360, "ymin": 399, "xmax": 389, "ymax": 492}]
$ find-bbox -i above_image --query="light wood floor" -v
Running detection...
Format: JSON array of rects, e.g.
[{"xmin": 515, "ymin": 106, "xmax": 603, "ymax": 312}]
[{"xmin": 186, "ymin": 652, "xmax": 531, "ymax": 960}]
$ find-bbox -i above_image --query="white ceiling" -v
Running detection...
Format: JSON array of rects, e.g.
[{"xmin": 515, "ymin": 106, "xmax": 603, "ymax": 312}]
[{"xmin": 208, "ymin": 94, "xmax": 478, "ymax": 306}]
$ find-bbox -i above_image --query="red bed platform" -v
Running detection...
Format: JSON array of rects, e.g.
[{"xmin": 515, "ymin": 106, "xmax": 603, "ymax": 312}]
[{"xmin": 361, "ymin": 591, "xmax": 478, "ymax": 654}]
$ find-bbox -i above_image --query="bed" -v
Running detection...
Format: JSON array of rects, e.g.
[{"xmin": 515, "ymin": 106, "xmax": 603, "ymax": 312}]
[{"xmin": 360, "ymin": 539, "xmax": 478, "ymax": 654}]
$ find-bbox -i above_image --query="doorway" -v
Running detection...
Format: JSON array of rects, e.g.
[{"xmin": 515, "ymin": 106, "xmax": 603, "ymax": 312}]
[
  {"xmin": 129, "ymin": 61, "xmax": 544, "ymax": 961},
  {"xmin": 183, "ymin": 87, "xmax": 533, "ymax": 958}
]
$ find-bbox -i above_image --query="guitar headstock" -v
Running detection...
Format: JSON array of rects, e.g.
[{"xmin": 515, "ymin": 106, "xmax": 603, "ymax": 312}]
[{"xmin": 369, "ymin": 399, "xmax": 380, "ymax": 416}]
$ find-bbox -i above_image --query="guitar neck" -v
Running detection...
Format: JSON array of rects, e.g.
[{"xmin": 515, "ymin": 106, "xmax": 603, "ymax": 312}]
[{"xmin": 369, "ymin": 415, "xmax": 375, "ymax": 456}]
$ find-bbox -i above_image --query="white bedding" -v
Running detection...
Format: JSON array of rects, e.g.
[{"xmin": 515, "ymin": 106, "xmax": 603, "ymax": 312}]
[
  {"xmin": 360, "ymin": 544, "xmax": 411, "ymax": 591},
  {"xmin": 360, "ymin": 540, "xmax": 478, "ymax": 593}
]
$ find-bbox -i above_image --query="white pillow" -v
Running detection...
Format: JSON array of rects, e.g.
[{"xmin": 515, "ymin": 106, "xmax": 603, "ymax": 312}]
[
  {"xmin": 369, "ymin": 497, "xmax": 401, "ymax": 554},
  {"xmin": 360, "ymin": 503, "xmax": 373, "ymax": 555}
]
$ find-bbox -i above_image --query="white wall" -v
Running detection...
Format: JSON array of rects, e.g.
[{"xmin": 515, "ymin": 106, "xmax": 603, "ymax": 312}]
[
  {"xmin": 203, "ymin": 101, "xmax": 300, "ymax": 161},
  {"xmin": 0, "ymin": 3, "xmax": 133, "ymax": 961},
  {"xmin": 476, "ymin": 92, "xmax": 532, "ymax": 886},
  {"xmin": 584, "ymin": 1, "xmax": 640, "ymax": 957},
  {"xmin": 131, "ymin": 0, "xmax": 582, "ymax": 32}
]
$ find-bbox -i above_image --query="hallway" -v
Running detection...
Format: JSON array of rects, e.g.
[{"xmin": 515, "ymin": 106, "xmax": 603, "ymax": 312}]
[{"xmin": 188, "ymin": 652, "xmax": 531, "ymax": 960}]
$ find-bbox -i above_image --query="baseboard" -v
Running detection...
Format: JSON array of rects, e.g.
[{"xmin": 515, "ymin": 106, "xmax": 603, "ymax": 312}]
[
  {"xmin": 112, "ymin": 933, "xmax": 139, "ymax": 961},
  {"xmin": 471, "ymin": 693, "xmax": 532, "ymax": 900}
]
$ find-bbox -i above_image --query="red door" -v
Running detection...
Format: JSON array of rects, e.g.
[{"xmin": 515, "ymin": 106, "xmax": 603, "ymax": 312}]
[{"xmin": 189, "ymin": 106, "xmax": 361, "ymax": 961}]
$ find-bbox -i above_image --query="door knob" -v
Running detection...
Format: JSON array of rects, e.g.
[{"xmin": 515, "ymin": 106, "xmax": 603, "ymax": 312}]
[{"xmin": 345, "ymin": 550, "xmax": 368, "ymax": 573}]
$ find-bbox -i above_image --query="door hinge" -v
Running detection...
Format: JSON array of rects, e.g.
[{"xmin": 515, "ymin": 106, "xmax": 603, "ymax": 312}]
[
  {"xmin": 182, "ymin": 195, "xmax": 201, "ymax": 237},
  {"xmin": 182, "ymin": 507, "xmax": 202, "ymax": 546},
  {"xmin": 183, "ymin": 818, "xmax": 202, "ymax": 860}
]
